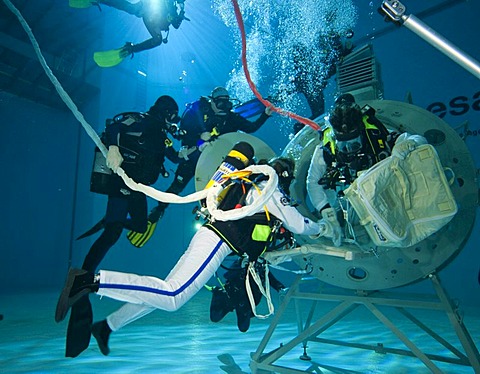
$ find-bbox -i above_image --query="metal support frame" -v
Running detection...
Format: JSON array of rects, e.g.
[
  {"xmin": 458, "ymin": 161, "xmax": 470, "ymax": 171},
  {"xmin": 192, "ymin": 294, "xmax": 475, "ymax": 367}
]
[
  {"xmin": 250, "ymin": 273, "xmax": 479, "ymax": 373},
  {"xmin": 380, "ymin": 0, "xmax": 480, "ymax": 80}
]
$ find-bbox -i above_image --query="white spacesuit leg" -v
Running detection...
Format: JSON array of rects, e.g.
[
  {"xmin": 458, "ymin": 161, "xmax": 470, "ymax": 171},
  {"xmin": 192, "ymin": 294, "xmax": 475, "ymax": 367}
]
[{"xmin": 97, "ymin": 227, "xmax": 231, "ymax": 312}]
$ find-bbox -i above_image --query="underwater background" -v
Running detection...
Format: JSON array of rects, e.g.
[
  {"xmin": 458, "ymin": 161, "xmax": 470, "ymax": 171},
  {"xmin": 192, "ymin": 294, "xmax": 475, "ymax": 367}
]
[{"xmin": 1, "ymin": 0, "xmax": 479, "ymax": 372}]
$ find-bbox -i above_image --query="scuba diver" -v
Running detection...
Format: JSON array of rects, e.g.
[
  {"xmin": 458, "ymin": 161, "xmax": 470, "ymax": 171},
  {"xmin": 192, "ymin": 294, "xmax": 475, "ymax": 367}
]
[
  {"xmin": 306, "ymin": 93, "xmax": 427, "ymax": 247},
  {"xmin": 208, "ymin": 157, "xmax": 297, "ymax": 332},
  {"xmin": 126, "ymin": 86, "xmax": 273, "ymax": 248},
  {"xmin": 63, "ymin": 95, "xmax": 181, "ymax": 358},
  {"xmin": 278, "ymin": 10, "xmax": 355, "ymax": 135},
  {"xmin": 55, "ymin": 153, "xmax": 324, "ymax": 356},
  {"xmin": 69, "ymin": 0, "xmax": 188, "ymax": 67},
  {"xmin": 292, "ymin": 29, "xmax": 354, "ymax": 126}
]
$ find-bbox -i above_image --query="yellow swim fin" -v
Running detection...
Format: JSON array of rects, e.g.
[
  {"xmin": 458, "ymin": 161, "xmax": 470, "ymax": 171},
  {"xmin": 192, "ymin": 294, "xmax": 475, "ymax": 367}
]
[
  {"xmin": 127, "ymin": 221, "xmax": 158, "ymax": 248},
  {"xmin": 69, "ymin": 0, "xmax": 93, "ymax": 9},
  {"xmin": 93, "ymin": 48, "xmax": 125, "ymax": 68}
]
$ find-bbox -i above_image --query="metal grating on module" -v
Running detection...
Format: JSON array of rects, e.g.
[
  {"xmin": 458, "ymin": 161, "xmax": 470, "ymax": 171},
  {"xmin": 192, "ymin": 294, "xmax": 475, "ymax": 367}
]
[{"xmin": 336, "ymin": 43, "xmax": 384, "ymax": 102}]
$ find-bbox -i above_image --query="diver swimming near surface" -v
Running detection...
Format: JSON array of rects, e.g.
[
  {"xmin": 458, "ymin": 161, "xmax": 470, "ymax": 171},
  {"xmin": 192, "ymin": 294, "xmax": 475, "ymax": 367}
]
[{"xmin": 69, "ymin": 0, "xmax": 188, "ymax": 67}]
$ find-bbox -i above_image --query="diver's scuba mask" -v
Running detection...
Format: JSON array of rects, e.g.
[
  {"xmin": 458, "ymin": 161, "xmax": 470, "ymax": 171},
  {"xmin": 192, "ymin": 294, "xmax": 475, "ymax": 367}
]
[
  {"xmin": 336, "ymin": 135, "xmax": 363, "ymax": 154},
  {"xmin": 212, "ymin": 97, "xmax": 233, "ymax": 113}
]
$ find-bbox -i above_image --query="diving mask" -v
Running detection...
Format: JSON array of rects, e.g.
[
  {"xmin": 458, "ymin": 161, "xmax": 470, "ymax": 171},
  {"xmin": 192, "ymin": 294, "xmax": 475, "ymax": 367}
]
[
  {"xmin": 213, "ymin": 97, "xmax": 233, "ymax": 112},
  {"xmin": 336, "ymin": 135, "xmax": 363, "ymax": 154}
]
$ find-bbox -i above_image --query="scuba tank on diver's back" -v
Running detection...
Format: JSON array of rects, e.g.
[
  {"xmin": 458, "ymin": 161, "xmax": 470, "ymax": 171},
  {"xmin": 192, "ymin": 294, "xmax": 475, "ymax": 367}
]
[
  {"xmin": 194, "ymin": 141, "xmax": 256, "ymax": 220},
  {"xmin": 204, "ymin": 141, "xmax": 255, "ymax": 189},
  {"xmin": 90, "ymin": 146, "xmax": 113, "ymax": 195},
  {"xmin": 90, "ymin": 125, "xmax": 113, "ymax": 195}
]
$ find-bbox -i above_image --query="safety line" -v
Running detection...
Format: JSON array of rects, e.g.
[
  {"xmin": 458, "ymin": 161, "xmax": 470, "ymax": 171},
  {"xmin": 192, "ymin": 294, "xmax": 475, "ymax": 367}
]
[{"xmin": 230, "ymin": 0, "xmax": 321, "ymax": 131}]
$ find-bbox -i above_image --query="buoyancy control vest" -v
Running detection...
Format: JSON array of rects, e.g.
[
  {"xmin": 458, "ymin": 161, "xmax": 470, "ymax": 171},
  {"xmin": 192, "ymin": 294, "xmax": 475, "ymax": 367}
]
[
  {"xmin": 204, "ymin": 174, "xmax": 283, "ymax": 262},
  {"xmin": 116, "ymin": 113, "xmax": 172, "ymax": 185},
  {"xmin": 90, "ymin": 112, "xmax": 173, "ymax": 195}
]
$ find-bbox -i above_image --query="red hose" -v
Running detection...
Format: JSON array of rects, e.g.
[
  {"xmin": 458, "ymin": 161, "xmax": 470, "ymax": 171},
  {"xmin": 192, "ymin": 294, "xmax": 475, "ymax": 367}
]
[{"xmin": 230, "ymin": 0, "xmax": 320, "ymax": 131}]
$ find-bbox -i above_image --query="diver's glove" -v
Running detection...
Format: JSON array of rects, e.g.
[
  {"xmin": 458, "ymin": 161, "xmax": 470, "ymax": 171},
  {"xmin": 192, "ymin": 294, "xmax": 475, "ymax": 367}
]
[
  {"xmin": 178, "ymin": 146, "xmax": 191, "ymax": 160},
  {"xmin": 195, "ymin": 132, "xmax": 213, "ymax": 152},
  {"xmin": 310, "ymin": 207, "xmax": 343, "ymax": 247},
  {"xmin": 106, "ymin": 145, "xmax": 123, "ymax": 172},
  {"xmin": 119, "ymin": 42, "xmax": 134, "ymax": 59},
  {"xmin": 178, "ymin": 146, "xmax": 198, "ymax": 160}
]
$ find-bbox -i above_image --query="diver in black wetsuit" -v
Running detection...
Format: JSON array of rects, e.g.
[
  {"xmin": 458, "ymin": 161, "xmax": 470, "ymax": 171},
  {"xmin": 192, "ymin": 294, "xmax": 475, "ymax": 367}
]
[
  {"xmin": 71, "ymin": 0, "xmax": 188, "ymax": 66},
  {"xmin": 83, "ymin": 97, "xmax": 180, "ymax": 270},
  {"xmin": 64, "ymin": 95, "xmax": 181, "ymax": 358},
  {"xmin": 291, "ymin": 30, "xmax": 354, "ymax": 134},
  {"xmin": 161, "ymin": 87, "xmax": 272, "ymax": 209},
  {"xmin": 307, "ymin": 94, "xmax": 427, "ymax": 247},
  {"xmin": 127, "ymin": 86, "xmax": 273, "ymax": 247},
  {"xmin": 99, "ymin": 0, "xmax": 187, "ymax": 57}
]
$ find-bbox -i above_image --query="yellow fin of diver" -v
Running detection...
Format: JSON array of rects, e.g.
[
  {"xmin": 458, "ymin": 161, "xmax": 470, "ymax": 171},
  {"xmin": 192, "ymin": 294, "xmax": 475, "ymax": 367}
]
[
  {"xmin": 93, "ymin": 48, "xmax": 125, "ymax": 68},
  {"xmin": 69, "ymin": 0, "xmax": 93, "ymax": 9},
  {"xmin": 127, "ymin": 221, "xmax": 158, "ymax": 248}
]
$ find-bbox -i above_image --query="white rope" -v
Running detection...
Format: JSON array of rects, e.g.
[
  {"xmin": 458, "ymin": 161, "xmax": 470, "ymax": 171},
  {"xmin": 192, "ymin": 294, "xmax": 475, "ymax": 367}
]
[
  {"xmin": 245, "ymin": 261, "xmax": 274, "ymax": 319},
  {"xmin": 3, "ymin": 0, "xmax": 202, "ymax": 205},
  {"xmin": 3, "ymin": 0, "xmax": 106, "ymax": 155},
  {"xmin": 4, "ymin": 0, "xmax": 279, "ymax": 218},
  {"xmin": 116, "ymin": 168, "xmax": 211, "ymax": 204}
]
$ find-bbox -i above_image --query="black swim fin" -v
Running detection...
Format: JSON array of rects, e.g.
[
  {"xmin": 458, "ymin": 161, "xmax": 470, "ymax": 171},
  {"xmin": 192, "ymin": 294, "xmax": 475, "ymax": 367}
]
[
  {"xmin": 65, "ymin": 295, "xmax": 93, "ymax": 358},
  {"xmin": 233, "ymin": 98, "xmax": 267, "ymax": 119},
  {"xmin": 76, "ymin": 218, "xmax": 105, "ymax": 240}
]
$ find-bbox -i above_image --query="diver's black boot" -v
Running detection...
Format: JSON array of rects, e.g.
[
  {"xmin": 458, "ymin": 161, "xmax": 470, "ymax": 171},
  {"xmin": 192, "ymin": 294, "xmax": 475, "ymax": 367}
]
[
  {"xmin": 92, "ymin": 319, "xmax": 111, "ymax": 356},
  {"xmin": 55, "ymin": 268, "xmax": 99, "ymax": 323},
  {"xmin": 235, "ymin": 302, "xmax": 253, "ymax": 333},
  {"xmin": 209, "ymin": 286, "xmax": 234, "ymax": 323}
]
